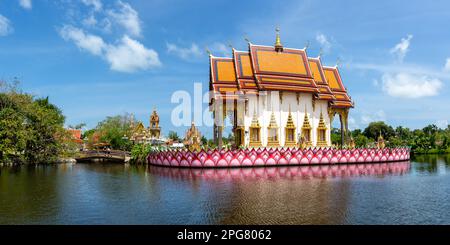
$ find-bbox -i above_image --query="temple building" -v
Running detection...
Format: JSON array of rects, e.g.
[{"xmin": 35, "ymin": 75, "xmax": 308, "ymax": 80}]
[
  {"xmin": 130, "ymin": 108, "xmax": 163, "ymax": 144},
  {"xmin": 209, "ymin": 29, "xmax": 353, "ymax": 148}
]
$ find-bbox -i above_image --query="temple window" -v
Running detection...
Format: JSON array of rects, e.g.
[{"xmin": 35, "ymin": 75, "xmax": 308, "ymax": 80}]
[
  {"xmin": 251, "ymin": 128, "xmax": 260, "ymax": 142},
  {"xmin": 267, "ymin": 112, "xmax": 279, "ymax": 147},
  {"xmin": 268, "ymin": 128, "xmax": 278, "ymax": 141},
  {"xmin": 316, "ymin": 112, "xmax": 328, "ymax": 147},
  {"xmin": 284, "ymin": 106, "xmax": 296, "ymax": 147},
  {"xmin": 301, "ymin": 111, "xmax": 312, "ymax": 147},
  {"xmin": 249, "ymin": 110, "xmax": 261, "ymax": 147}
]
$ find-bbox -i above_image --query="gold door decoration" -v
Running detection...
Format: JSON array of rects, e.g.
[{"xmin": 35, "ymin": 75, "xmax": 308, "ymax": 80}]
[
  {"xmin": 316, "ymin": 112, "xmax": 328, "ymax": 147},
  {"xmin": 249, "ymin": 109, "xmax": 261, "ymax": 147},
  {"xmin": 284, "ymin": 106, "xmax": 296, "ymax": 147},
  {"xmin": 267, "ymin": 111, "xmax": 279, "ymax": 147},
  {"xmin": 301, "ymin": 108, "xmax": 312, "ymax": 147}
]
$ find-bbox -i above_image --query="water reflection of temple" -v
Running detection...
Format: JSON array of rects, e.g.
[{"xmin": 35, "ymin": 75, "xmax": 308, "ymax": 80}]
[
  {"xmin": 149, "ymin": 162, "xmax": 411, "ymax": 181},
  {"xmin": 149, "ymin": 162, "xmax": 410, "ymax": 224}
]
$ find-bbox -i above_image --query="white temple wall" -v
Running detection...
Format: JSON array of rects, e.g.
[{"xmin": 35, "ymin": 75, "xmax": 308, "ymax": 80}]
[{"xmin": 242, "ymin": 91, "xmax": 330, "ymax": 147}]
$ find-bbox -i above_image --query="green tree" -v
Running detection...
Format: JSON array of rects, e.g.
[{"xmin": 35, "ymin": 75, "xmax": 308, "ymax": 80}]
[
  {"xmin": 168, "ymin": 131, "xmax": 180, "ymax": 141},
  {"xmin": 330, "ymin": 128, "xmax": 341, "ymax": 146},
  {"xmin": 201, "ymin": 135, "xmax": 207, "ymax": 145},
  {"xmin": 1, "ymin": 83, "xmax": 69, "ymax": 165},
  {"xmin": 0, "ymin": 108, "xmax": 27, "ymax": 163},
  {"xmin": 363, "ymin": 121, "xmax": 395, "ymax": 141},
  {"xmin": 94, "ymin": 115, "xmax": 133, "ymax": 151}
]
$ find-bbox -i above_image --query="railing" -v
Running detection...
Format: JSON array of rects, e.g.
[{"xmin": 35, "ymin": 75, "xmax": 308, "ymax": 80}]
[
  {"xmin": 148, "ymin": 147, "xmax": 411, "ymax": 168},
  {"xmin": 77, "ymin": 150, "xmax": 131, "ymax": 159}
]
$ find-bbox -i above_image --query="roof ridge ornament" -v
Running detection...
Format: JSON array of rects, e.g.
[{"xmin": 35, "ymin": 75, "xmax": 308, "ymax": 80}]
[
  {"xmin": 318, "ymin": 48, "xmax": 323, "ymax": 58},
  {"xmin": 336, "ymin": 57, "xmax": 341, "ymax": 67},
  {"xmin": 205, "ymin": 47, "xmax": 212, "ymax": 56},
  {"xmin": 304, "ymin": 40, "xmax": 310, "ymax": 50},
  {"xmin": 244, "ymin": 36, "xmax": 251, "ymax": 44},
  {"xmin": 228, "ymin": 42, "xmax": 233, "ymax": 50},
  {"xmin": 274, "ymin": 27, "xmax": 283, "ymax": 52}
]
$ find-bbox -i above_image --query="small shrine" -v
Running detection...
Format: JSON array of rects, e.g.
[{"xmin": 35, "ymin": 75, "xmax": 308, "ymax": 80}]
[
  {"xmin": 149, "ymin": 108, "xmax": 161, "ymax": 139},
  {"xmin": 184, "ymin": 122, "xmax": 202, "ymax": 152},
  {"xmin": 130, "ymin": 108, "xmax": 163, "ymax": 144}
]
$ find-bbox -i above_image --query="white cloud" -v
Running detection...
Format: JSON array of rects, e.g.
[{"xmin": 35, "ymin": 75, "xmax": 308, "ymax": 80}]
[
  {"xmin": 82, "ymin": 14, "xmax": 98, "ymax": 27},
  {"xmin": 167, "ymin": 43, "xmax": 202, "ymax": 60},
  {"xmin": 444, "ymin": 58, "xmax": 450, "ymax": 72},
  {"xmin": 390, "ymin": 34, "xmax": 413, "ymax": 62},
  {"xmin": 0, "ymin": 15, "xmax": 13, "ymax": 36},
  {"xmin": 59, "ymin": 25, "xmax": 106, "ymax": 55},
  {"xmin": 107, "ymin": 1, "xmax": 141, "ymax": 37},
  {"xmin": 105, "ymin": 35, "xmax": 161, "ymax": 72},
  {"xmin": 19, "ymin": 0, "xmax": 32, "ymax": 10},
  {"xmin": 167, "ymin": 42, "xmax": 231, "ymax": 61},
  {"xmin": 372, "ymin": 79, "xmax": 379, "ymax": 87},
  {"xmin": 210, "ymin": 42, "xmax": 229, "ymax": 57},
  {"xmin": 58, "ymin": 2, "xmax": 160, "ymax": 73},
  {"xmin": 435, "ymin": 119, "xmax": 448, "ymax": 129},
  {"xmin": 60, "ymin": 26, "xmax": 160, "ymax": 72},
  {"xmin": 316, "ymin": 33, "xmax": 331, "ymax": 53},
  {"xmin": 361, "ymin": 110, "xmax": 386, "ymax": 124},
  {"xmin": 348, "ymin": 116, "xmax": 359, "ymax": 130},
  {"xmin": 81, "ymin": 0, "xmax": 102, "ymax": 11},
  {"xmin": 381, "ymin": 72, "xmax": 443, "ymax": 98}
]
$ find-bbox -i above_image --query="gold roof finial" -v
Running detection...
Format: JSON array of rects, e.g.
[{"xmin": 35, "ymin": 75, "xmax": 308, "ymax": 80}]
[
  {"xmin": 205, "ymin": 47, "xmax": 212, "ymax": 56},
  {"xmin": 336, "ymin": 57, "xmax": 341, "ymax": 67},
  {"xmin": 274, "ymin": 26, "xmax": 283, "ymax": 52},
  {"xmin": 304, "ymin": 40, "xmax": 310, "ymax": 50},
  {"xmin": 318, "ymin": 48, "xmax": 323, "ymax": 58},
  {"xmin": 244, "ymin": 36, "xmax": 251, "ymax": 44}
]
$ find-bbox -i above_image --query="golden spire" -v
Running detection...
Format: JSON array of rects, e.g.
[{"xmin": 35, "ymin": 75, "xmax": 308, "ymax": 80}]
[
  {"xmin": 302, "ymin": 105, "xmax": 311, "ymax": 129},
  {"xmin": 250, "ymin": 106, "xmax": 260, "ymax": 128},
  {"xmin": 317, "ymin": 111, "xmax": 327, "ymax": 130},
  {"xmin": 286, "ymin": 105, "xmax": 295, "ymax": 129},
  {"xmin": 274, "ymin": 27, "xmax": 283, "ymax": 52},
  {"xmin": 268, "ymin": 111, "xmax": 278, "ymax": 128}
]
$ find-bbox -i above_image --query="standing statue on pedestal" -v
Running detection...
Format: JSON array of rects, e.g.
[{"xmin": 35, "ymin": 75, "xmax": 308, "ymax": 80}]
[
  {"xmin": 349, "ymin": 136, "xmax": 356, "ymax": 149},
  {"xmin": 377, "ymin": 131, "xmax": 385, "ymax": 149}
]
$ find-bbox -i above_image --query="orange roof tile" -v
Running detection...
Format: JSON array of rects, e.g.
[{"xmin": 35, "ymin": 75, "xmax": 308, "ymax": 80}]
[
  {"xmin": 249, "ymin": 44, "xmax": 318, "ymax": 92},
  {"xmin": 308, "ymin": 57, "xmax": 335, "ymax": 101},
  {"xmin": 208, "ymin": 39, "xmax": 353, "ymax": 108},
  {"xmin": 323, "ymin": 66, "xmax": 353, "ymax": 108},
  {"xmin": 210, "ymin": 57, "xmax": 239, "ymax": 98},
  {"xmin": 233, "ymin": 50, "xmax": 258, "ymax": 92}
]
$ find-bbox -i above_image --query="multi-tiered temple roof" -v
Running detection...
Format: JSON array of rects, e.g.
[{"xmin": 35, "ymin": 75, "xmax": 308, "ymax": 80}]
[{"xmin": 209, "ymin": 32, "xmax": 353, "ymax": 108}]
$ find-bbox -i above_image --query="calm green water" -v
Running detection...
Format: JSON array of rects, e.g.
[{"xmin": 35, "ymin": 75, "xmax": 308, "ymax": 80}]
[{"xmin": 1, "ymin": 154, "xmax": 450, "ymax": 224}]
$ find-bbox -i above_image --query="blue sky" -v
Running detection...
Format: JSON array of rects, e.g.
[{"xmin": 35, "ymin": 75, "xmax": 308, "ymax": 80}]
[{"xmin": 1, "ymin": 0, "xmax": 450, "ymax": 138}]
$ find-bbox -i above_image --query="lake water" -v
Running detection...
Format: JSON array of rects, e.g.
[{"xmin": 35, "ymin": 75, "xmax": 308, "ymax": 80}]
[{"xmin": 1, "ymin": 154, "xmax": 450, "ymax": 224}]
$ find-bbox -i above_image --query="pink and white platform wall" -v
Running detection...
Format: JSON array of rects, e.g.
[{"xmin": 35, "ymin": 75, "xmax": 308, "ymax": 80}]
[{"xmin": 147, "ymin": 147, "xmax": 410, "ymax": 168}]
